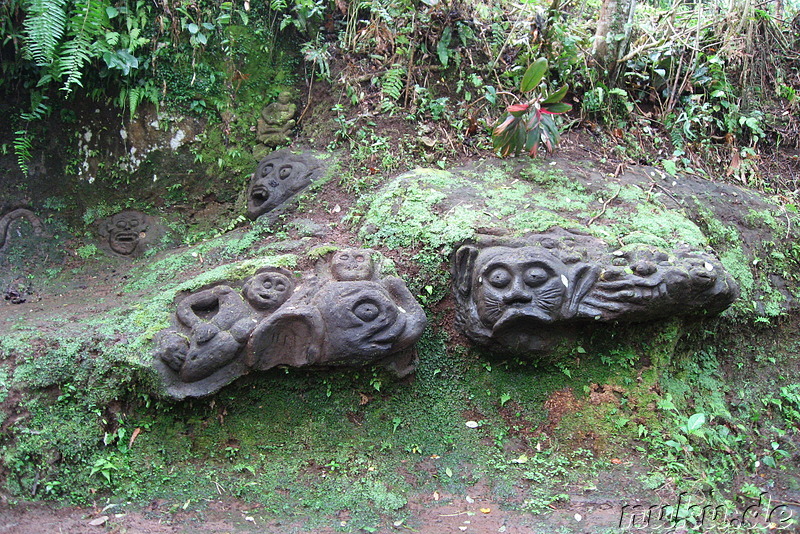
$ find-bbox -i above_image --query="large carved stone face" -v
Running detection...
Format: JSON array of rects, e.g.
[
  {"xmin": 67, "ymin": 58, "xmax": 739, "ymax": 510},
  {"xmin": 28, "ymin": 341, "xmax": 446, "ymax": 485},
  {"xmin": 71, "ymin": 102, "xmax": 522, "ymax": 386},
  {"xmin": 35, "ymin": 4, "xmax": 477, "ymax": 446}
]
[
  {"xmin": 246, "ymin": 152, "xmax": 319, "ymax": 219},
  {"xmin": 473, "ymin": 247, "xmax": 567, "ymax": 330},
  {"xmin": 318, "ymin": 281, "xmax": 410, "ymax": 358},
  {"xmin": 331, "ymin": 249, "xmax": 374, "ymax": 281},
  {"xmin": 105, "ymin": 211, "xmax": 147, "ymax": 255},
  {"xmin": 243, "ymin": 269, "xmax": 294, "ymax": 311}
]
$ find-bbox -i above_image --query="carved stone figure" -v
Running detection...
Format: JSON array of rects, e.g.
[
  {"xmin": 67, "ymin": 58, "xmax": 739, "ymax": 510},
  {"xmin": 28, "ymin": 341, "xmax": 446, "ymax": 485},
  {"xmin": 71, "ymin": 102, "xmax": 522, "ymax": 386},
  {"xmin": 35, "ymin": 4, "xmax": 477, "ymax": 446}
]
[
  {"xmin": 97, "ymin": 210, "xmax": 166, "ymax": 256},
  {"xmin": 255, "ymin": 91, "xmax": 297, "ymax": 154},
  {"xmin": 246, "ymin": 150, "xmax": 326, "ymax": 220},
  {"xmin": 453, "ymin": 230, "xmax": 739, "ymax": 354},
  {"xmin": 0, "ymin": 208, "xmax": 45, "ymax": 252},
  {"xmin": 153, "ymin": 249, "xmax": 426, "ymax": 399}
]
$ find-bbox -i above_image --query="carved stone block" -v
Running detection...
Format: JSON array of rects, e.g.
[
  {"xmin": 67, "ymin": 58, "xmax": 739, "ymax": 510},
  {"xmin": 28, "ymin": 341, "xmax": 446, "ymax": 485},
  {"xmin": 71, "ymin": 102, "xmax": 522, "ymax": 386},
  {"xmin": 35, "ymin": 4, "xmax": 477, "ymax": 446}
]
[
  {"xmin": 98, "ymin": 210, "xmax": 166, "ymax": 256},
  {"xmin": 153, "ymin": 249, "xmax": 426, "ymax": 399},
  {"xmin": 246, "ymin": 150, "xmax": 326, "ymax": 220},
  {"xmin": 452, "ymin": 229, "xmax": 739, "ymax": 353}
]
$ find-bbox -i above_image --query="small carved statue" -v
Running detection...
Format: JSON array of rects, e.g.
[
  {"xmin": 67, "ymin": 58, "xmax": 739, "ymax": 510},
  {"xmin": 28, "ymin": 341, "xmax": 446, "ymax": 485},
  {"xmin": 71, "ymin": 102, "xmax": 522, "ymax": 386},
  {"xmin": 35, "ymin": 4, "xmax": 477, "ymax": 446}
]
[
  {"xmin": 255, "ymin": 91, "xmax": 297, "ymax": 150},
  {"xmin": 153, "ymin": 250, "xmax": 426, "ymax": 399},
  {"xmin": 97, "ymin": 210, "xmax": 168, "ymax": 257},
  {"xmin": 246, "ymin": 150, "xmax": 326, "ymax": 220},
  {"xmin": 453, "ymin": 230, "xmax": 739, "ymax": 354}
]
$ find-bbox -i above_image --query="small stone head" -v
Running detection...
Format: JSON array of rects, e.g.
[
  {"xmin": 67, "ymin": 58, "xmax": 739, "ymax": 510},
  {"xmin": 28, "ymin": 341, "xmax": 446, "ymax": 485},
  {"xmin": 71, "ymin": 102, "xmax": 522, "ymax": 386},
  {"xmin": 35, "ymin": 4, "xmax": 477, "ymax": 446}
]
[
  {"xmin": 330, "ymin": 249, "xmax": 375, "ymax": 281},
  {"xmin": 104, "ymin": 210, "xmax": 148, "ymax": 255},
  {"xmin": 277, "ymin": 91, "xmax": 292, "ymax": 105},
  {"xmin": 243, "ymin": 267, "xmax": 294, "ymax": 311},
  {"xmin": 246, "ymin": 151, "xmax": 322, "ymax": 219},
  {"xmin": 472, "ymin": 247, "xmax": 568, "ymax": 331}
]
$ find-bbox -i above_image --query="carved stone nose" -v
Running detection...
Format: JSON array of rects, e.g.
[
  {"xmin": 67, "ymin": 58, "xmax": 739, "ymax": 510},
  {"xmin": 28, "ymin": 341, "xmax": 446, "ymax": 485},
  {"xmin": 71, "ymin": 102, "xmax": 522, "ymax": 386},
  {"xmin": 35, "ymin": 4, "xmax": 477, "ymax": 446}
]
[{"xmin": 502, "ymin": 281, "xmax": 532, "ymax": 305}]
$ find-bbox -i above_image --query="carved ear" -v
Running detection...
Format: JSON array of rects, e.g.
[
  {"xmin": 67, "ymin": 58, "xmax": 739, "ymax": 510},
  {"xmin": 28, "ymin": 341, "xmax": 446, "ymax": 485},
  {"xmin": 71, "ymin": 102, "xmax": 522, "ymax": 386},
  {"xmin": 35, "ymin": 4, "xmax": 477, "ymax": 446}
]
[
  {"xmin": 562, "ymin": 264, "xmax": 600, "ymax": 318},
  {"xmin": 453, "ymin": 245, "xmax": 479, "ymax": 296},
  {"xmin": 247, "ymin": 306, "xmax": 324, "ymax": 370}
]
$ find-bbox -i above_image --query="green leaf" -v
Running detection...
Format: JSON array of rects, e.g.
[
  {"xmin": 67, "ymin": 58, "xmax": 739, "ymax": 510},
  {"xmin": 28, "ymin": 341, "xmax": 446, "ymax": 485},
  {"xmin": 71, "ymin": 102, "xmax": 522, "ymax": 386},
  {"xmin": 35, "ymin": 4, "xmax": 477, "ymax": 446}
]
[
  {"xmin": 542, "ymin": 84, "xmax": 568, "ymax": 104},
  {"xmin": 187, "ymin": 22, "xmax": 199, "ymax": 34},
  {"xmin": 541, "ymin": 102, "xmax": 572, "ymax": 114},
  {"xmin": 445, "ymin": 467, "xmax": 453, "ymax": 477},
  {"xmin": 196, "ymin": 32, "xmax": 208, "ymax": 45},
  {"xmin": 436, "ymin": 26, "xmax": 452, "ymax": 67},
  {"xmin": 661, "ymin": 159, "xmax": 678, "ymax": 176},
  {"xmin": 520, "ymin": 57, "xmax": 547, "ymax": 93},
  {"xmin": 686, "ymin": 413, "xmax": 706, "ymax": 432}
]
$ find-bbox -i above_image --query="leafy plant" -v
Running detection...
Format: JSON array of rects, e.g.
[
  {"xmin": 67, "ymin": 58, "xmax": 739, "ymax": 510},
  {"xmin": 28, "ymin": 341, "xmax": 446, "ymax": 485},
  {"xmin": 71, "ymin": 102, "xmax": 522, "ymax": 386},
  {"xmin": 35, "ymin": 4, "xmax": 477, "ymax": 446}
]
[{"xmin": 492, "ymin": 58, "xmax": 572, "ymax": 157}]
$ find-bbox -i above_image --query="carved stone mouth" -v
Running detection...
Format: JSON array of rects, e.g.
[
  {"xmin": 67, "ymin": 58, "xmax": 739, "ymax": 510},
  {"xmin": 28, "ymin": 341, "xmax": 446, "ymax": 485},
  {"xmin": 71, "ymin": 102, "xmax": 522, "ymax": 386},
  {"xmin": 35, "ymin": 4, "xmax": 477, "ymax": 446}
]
[
  {"xmin": 114, "ymin": 232, "xmax": 138, "ymax": 243},
  {"xmin": 251, "ymin": 186, "xmax": 270, "ymax": 203},
  {"xmin": 492, "ymin": 308, "xmax": 554, "ymax": 333}
]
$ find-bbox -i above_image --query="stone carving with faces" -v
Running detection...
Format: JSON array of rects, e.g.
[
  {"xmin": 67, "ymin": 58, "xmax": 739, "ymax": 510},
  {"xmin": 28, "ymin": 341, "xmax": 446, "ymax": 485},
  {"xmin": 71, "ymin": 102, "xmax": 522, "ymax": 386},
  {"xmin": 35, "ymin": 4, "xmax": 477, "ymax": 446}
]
[
  {"xmin": 330, "ymin": 248, "xmax": 375, "ymax": 281},
  {"xmin": 153, "ymin": 250, "xmax": 426, "ymax": 399},
  {"xmin": 246, "ymin": 150, "xmax": 326, "ymax": 220},
  {"xmin": 100, "ymin": 210, "xmax": 148, "ymax": 255},
  {"xmin": 453, "ymin": 231, "xmax": 739, "ymax": 355},
  {"xmin": 97, "ymin": 210, "xmax": 168, "ymax": 257}
]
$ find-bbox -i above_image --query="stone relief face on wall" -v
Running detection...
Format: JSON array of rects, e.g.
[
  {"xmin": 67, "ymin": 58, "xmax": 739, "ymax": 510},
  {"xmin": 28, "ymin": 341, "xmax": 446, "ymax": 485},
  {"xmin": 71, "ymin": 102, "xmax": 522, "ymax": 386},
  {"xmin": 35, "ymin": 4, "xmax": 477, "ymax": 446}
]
[
  {"xmin": 103, "ymin": 210, "xmax": 148, "ymax": 255},
  {"xmin": 246, "ymin": 150, "xmax": 325, "ymax": 220},
  {"xmin": 453, "ymin": 230, "xmax": 739, "ymax": 354},
  {"xmin": 97, "ymin": 210, "xmax": 168, "ymax": 257},
  {"xmin": 154, "ymin": 248, "xmax": 426, "ymax": 399}
]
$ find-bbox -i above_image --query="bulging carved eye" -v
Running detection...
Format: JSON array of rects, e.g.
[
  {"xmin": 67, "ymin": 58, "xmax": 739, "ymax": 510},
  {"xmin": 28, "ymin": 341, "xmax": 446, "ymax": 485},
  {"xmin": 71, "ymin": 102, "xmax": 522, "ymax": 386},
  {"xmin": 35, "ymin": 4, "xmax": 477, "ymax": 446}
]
[
  {"xmin": 353, "ymin": 299, "xmax": 380, "ymax": 322},
  {"xmin": 524, "ymin": 266, "xmax": 551, "ymax": 287},
  {"xmin": 356, "ymin": 255, "xmax": 365, "ymax": 262},
  {"xmin": 262, "ymin": 280, "xmax": 273, "ymax": 290},
  {"xmin": 116, "ymin": 220, "xmax": 127, "ymax": 228},
  {"xmin": 486, "ymin": 266, "xmax": 512, "ymax": 288},
  {"xmin": 275, "ymin": 281, "xmax": 286, "ymax": 292},
  {"xmin": 278, "ymin": 165, "xmax": 293, "ymax": 179},
  {"xmin": 339, "ymin": 254, "xmax": 349, "ymax": 261},
  {"xmin": 260, "ymin": 163, "xmax": 274, "ymax": 178}
]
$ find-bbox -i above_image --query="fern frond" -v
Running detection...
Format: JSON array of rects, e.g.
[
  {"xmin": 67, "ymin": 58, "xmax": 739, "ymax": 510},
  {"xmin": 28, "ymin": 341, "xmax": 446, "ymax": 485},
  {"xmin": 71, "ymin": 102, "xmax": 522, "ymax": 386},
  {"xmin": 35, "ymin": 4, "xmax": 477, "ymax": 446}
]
[
  {"xmin": 381, "ymin": 64, "xmax": 404, "ymax": 102},
  {"xmin": 58, "ymin": 0, "xmax": 109, "ymax": 92},
  {"xmin": 23, "ymin": 0, "xmax": 67, "ymax": 65},
  {"xmin": 13, "ymin": 130, "xmax": 33, "ymax": 175}
]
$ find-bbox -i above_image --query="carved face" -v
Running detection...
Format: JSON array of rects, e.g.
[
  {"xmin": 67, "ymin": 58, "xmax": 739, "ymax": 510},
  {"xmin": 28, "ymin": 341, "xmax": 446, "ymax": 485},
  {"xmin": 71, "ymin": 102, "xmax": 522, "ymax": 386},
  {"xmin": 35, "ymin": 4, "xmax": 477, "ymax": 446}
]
[
  {"xmin": 473, "ymin": 247, "xmax": 567, "ymax": 330},
  {"xmin": 106, "ymin": 211, "xmax": 147, "ymax": 255},
  {"xmin": 318, "ymin": 281, "xmax": 409, "ymax": 358},
  {"xmin": 331, "ymin": 249, "xmax": 374, "ymax": 281},
  {"xmin": 243, "ymin": 269, "xmax": 294, "ymax": 311},
  {"xmin": 247, "ymin": 154, "xmax": 317, "ymax": 219}
]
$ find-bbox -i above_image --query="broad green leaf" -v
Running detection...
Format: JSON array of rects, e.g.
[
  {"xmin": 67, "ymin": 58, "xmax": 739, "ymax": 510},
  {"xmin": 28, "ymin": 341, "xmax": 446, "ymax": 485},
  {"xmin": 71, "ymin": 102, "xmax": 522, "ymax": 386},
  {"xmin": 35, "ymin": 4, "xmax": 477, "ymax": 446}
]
[
  {"xmin": 437, "ymin": 26, "xmax": 453, "ymax": 67},
  {"xmin": 520, "ymin": 57, "xmax": 547, "ymax": 93},
  {"xmin": 542, "ymin": 84, "xmax": 568, "ymax": 104},
  {"xmin": 686, "ymin": 413, "xmax": 706, "ymax": 432},
  {"xmin": 542, "ymin": 102, "xmax": 572, "ymax": 114},
  {"xmin": 196, "ymin": 32, "xmax": 208, "ymax": 45},
  {"xmin": 187, "ymin": 22, "xmax": 199, "ymax": 34}
]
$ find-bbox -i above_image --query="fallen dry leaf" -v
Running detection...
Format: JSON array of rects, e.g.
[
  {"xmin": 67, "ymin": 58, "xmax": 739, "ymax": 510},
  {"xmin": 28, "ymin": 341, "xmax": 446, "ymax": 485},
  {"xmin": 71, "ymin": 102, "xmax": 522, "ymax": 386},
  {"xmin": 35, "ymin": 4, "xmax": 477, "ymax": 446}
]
[
  {"xmin": 480, "ymin": 507, "xmax": 491, "ymax": 514},
  {"xmin": 359, "ymin": 393, "xmax": 371, "ymax": 405},
  {"xmin": 88, "ymin": 516, "xmax": 109, "ymax": 526},
  {"xmin": 433, "ymin": 491, "xmax": 440, "ymax": 501},
  {"xmin": 610, "ymin": 458, "xmax": 622, "ymax": 464},
  {"xmin": 128, "ymin": 427, "xmax": 141, "ymax": 448}
]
